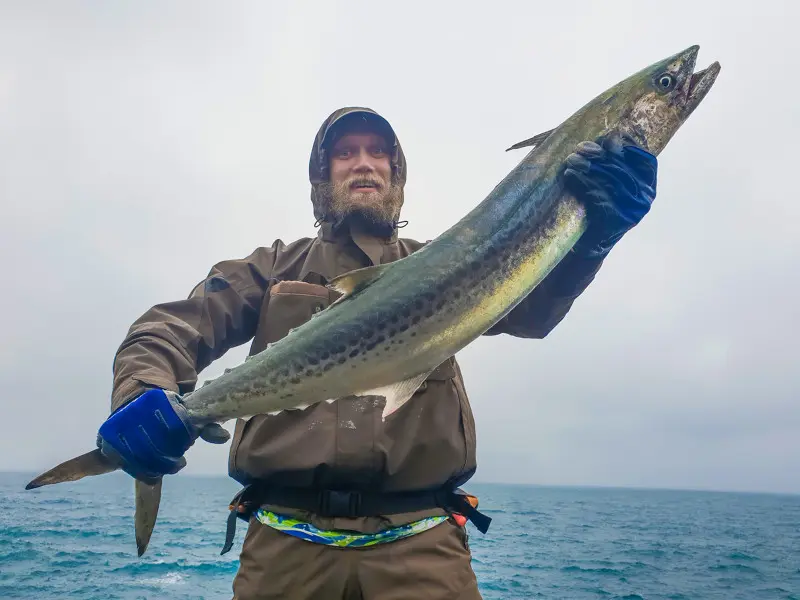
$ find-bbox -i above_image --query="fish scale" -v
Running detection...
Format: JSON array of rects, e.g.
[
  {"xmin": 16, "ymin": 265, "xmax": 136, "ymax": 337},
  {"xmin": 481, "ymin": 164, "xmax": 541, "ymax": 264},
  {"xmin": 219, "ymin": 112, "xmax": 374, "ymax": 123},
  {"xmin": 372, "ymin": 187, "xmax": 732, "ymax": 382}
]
[{"xmin": 25, "ymin": 45, "xmax": 721, "ymax": 557}]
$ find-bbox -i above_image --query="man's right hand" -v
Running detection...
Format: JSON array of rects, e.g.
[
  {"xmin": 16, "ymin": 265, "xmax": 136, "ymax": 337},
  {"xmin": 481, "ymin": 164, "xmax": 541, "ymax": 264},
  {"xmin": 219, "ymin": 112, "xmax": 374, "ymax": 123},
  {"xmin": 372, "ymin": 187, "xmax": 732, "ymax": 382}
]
[{"xmin": 96, "ymin": 388, "xmax": 226, "ymax": 482}]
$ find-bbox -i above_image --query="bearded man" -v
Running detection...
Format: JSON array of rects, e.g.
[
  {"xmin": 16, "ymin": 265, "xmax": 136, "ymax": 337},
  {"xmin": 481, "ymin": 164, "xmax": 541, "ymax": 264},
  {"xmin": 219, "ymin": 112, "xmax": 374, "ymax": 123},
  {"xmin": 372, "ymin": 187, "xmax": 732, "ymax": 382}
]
[{"xmin": 96, "ymin": 107, "xmax": 657, "ymax": 599}]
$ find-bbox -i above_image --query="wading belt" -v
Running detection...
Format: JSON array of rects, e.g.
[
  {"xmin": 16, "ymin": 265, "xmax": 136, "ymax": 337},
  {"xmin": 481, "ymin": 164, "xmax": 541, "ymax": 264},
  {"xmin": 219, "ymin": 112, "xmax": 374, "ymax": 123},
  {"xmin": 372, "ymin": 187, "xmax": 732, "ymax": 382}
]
[{"xmin": 220, "ymin": 484, "xmax": 492, "ymax": 555}]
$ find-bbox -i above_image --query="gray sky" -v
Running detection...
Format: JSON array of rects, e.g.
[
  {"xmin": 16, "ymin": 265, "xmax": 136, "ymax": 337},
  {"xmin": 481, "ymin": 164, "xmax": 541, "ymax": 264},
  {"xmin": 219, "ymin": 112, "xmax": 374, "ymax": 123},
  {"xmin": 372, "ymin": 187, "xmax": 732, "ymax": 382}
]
[{"xmin": 2, "ymin": 1, "xmax": 798, "ymax": 494}]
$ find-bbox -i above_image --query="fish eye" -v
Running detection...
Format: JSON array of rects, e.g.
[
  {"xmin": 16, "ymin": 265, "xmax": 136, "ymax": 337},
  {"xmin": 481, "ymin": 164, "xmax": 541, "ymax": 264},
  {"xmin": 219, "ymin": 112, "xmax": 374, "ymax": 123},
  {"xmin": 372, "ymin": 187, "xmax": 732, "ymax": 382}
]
[{"xmin": 655, "ymin": 73, "xmax": 676, "ymax": 92}]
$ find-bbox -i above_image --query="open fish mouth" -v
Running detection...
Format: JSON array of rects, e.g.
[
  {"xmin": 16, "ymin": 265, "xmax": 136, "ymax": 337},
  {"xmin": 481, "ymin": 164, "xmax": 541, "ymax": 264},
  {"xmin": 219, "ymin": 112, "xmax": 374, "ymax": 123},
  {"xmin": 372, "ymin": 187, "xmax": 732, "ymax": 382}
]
[{"xmin": 685, "ymin": 60, "xmax": 721, "ymax": 113}]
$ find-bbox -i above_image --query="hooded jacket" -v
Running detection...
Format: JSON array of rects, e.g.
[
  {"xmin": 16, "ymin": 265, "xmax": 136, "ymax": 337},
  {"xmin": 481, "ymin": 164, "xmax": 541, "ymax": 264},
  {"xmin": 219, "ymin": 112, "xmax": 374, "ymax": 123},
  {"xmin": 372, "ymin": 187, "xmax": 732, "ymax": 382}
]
[{"xmin": 109, "ymin": 107, "xmax": 605, "ymax": 532}]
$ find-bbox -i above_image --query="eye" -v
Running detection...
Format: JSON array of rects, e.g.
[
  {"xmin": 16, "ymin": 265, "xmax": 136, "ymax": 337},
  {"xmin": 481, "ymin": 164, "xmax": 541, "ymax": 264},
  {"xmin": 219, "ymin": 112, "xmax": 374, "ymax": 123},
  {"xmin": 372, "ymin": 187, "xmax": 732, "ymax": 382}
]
[{"xmin": 655, "ymin": 73, "xmax": 676, "ymax": 92}]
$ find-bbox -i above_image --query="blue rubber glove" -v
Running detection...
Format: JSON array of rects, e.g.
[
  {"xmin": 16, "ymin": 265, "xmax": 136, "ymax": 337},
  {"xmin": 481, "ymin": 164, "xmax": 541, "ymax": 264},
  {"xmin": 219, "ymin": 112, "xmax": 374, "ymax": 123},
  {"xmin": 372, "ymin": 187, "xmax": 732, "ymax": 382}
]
[
  {"xmin": 563, "ymin": 132, "xmax": 658, "ymax": 258},
  {"xmin": 96, "ymin": 388, "xmax": 209, "ymax": 482}
]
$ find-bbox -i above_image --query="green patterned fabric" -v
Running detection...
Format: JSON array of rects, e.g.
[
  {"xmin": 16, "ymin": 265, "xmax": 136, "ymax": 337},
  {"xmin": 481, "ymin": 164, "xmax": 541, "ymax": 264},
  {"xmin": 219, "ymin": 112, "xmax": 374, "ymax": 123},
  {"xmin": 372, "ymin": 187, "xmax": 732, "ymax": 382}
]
[{"xmin": 255, "ymin": 509, "xmax": 448, "ymax": 547}]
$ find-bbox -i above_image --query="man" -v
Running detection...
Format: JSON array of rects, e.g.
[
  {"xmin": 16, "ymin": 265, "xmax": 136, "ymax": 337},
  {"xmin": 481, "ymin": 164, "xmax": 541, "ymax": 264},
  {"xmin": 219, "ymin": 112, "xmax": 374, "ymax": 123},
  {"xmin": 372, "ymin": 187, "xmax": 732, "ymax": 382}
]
[{"xmin": 98, "ymin": 107, "xmax": 657, "ymax": 599}]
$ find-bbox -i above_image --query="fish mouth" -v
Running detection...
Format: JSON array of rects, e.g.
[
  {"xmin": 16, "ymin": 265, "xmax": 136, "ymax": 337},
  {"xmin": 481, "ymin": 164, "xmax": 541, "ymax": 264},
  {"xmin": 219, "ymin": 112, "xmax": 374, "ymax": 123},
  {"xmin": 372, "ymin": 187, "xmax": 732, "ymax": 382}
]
[
  {"xmin": 681, "ymin": 48, "xmax": 721, "ymax": 115},
  {"xmin": 687, "ymin": 62, "xmax": 721, "ymax": 101}
]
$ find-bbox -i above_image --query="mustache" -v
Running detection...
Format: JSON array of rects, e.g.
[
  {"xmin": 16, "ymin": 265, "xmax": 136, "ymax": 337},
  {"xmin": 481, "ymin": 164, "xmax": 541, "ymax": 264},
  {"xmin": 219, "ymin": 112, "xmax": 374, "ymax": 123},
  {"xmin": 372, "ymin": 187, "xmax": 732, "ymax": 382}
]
[{"xmin": 344, "ymin": 175, "xmax": 385, "ymax": 190}]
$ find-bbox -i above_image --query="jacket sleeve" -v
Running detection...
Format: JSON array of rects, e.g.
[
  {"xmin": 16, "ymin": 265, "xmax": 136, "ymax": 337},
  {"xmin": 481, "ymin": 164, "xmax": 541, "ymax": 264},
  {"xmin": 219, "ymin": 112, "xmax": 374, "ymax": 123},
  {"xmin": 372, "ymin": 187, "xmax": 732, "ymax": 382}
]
[
  {"xmin": 483, "ymin": 251, "xmax": 605, "ymax": 339},
  {"xmin": 109, "ymin": 245, "xmax": 278, "ymax": 411}
]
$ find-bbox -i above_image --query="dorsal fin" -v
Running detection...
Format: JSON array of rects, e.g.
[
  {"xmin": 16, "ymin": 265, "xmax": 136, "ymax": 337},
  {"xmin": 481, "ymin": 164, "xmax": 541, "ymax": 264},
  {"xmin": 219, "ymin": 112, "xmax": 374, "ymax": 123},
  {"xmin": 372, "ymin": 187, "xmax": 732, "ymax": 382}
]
[
  {"xmin": 505, "ymin": 128, "xmax": 555, "ymax": 152},
  {"xmin": 327, "ymin": 263, "xmax": 390, "ymax": 298}
]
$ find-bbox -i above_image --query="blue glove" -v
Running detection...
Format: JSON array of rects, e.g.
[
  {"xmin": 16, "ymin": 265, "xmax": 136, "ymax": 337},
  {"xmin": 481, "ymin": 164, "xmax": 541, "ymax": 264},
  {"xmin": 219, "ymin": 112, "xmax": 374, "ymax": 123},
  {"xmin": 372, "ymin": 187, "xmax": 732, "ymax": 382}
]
[
  {"xmin": 96, "ymin": 388, "xmax": 218, "ymax": 482},
  {"xmin": 563, "ymin": 132, "xmax": 658, "ymax": 258}
]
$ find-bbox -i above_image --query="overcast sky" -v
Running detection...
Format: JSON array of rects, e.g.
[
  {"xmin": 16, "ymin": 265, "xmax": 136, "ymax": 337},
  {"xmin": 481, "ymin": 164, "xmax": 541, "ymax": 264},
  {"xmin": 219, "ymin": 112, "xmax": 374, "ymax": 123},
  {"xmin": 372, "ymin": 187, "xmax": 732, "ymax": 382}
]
[{"xmin": 1, "ymin": 1, "xmax": 797, "ymax": 495}]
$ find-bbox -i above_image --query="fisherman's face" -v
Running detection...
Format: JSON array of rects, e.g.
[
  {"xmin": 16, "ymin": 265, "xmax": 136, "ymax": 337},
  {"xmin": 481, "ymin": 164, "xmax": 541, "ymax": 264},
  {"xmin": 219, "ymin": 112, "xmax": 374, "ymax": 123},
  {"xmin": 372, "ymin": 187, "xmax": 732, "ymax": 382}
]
[{"xmin": 319, "ymin": 131, "xmax": 402, "ymax": 233}]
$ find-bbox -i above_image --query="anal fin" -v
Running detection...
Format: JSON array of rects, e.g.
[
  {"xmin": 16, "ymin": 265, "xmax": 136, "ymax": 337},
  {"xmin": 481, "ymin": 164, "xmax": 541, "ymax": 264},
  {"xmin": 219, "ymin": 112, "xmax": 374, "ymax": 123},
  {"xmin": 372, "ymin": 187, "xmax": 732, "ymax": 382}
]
[{"xmin": 355, "ymin": 371, "xmax": 432, "ymax": 421}]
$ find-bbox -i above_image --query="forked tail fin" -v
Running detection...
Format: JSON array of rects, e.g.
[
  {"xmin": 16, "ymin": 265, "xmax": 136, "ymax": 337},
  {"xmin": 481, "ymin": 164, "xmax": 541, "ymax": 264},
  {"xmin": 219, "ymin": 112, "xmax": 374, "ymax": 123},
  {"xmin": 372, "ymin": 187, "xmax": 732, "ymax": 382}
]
[{"xmin": 25, "ymin": 448, "xmax": 164, "ymax": 557}]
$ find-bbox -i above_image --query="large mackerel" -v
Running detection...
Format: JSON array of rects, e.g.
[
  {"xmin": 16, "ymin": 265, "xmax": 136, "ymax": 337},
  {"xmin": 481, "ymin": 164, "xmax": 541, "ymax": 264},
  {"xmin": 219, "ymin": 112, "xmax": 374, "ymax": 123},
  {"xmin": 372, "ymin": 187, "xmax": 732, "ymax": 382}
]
[{"xmin": 26, "ymin": 45, "xmax": 720, "ymax": 556}]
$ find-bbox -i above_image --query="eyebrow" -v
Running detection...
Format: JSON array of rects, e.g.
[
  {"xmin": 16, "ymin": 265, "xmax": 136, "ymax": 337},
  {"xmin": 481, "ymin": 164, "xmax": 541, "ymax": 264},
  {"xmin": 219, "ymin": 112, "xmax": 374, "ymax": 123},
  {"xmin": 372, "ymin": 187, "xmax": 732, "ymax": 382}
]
[{"xmin": 332, "ymin": 141, "xmax": 387, "ymax": 153}]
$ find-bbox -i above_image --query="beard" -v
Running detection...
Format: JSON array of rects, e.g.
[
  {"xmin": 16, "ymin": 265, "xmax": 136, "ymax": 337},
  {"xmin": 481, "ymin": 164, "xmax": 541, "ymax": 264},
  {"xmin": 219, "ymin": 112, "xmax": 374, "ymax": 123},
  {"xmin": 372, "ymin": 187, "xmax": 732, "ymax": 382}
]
[{"xmin": 315, "ymin": 173, "xmax": 404, "ymax": 237}]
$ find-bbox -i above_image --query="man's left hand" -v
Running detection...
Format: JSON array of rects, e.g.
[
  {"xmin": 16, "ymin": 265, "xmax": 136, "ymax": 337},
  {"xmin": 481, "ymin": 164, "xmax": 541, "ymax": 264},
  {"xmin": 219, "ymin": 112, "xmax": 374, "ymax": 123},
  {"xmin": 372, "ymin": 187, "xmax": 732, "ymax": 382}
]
[{"xmin": 563, "ymin": 132, "xmax": 658, "ymax": 258}]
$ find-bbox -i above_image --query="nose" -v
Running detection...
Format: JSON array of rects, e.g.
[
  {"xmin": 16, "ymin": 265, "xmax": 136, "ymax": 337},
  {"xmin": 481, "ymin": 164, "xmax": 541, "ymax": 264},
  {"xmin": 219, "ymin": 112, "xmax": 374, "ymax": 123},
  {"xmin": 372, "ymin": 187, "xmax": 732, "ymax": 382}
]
[{"xmin": 352, "ymin": 148, "xmax": 376, "ymax": 173}]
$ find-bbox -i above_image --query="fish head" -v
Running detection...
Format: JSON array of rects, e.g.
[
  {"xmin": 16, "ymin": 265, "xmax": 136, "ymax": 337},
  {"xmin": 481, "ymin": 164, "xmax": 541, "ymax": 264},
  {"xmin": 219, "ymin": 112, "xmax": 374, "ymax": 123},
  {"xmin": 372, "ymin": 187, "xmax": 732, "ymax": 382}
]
[{"xmin": 611, "ymin": 45, "xmax": 721, "ymax": 155}]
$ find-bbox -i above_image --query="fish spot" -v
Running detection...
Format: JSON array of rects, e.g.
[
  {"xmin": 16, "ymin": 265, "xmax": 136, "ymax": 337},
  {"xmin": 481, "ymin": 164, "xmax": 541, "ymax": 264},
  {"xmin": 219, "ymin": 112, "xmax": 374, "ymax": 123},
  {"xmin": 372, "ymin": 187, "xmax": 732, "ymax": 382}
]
[
  {"xmin": 337, "ymin": 356, "xmax": 346, "ymax": 365},
  {"xmin": 308, "ymin": 355, "xmax": 319, "ymax": 365},
  {"xmin": 414, "ymin": 299, "xmax": 424, "ymax": 310},
  {"xmin": 323, "ymin": 363, "xmax": 334, "ymax": 372},
  {"xmin": 305, "ymin": 370, "xmax": 313, "ymax": 377},
  {"xmin": 290, "ymin": 377, "xmax": 301, "ymax": 384},
  {"xmin": 349, "ymin": 348, "xmax": 360, "ymax": 358},
  {"xmin": 399, "ymin": 323, "xmax": 409, "ymax": 332},
  {"xmin": 321, "ymin": 351, "xmax": 330, "ymax": 360},
  {"xmin": 412, "ymin": 315, "xmax": 421, "ymax": 324}
]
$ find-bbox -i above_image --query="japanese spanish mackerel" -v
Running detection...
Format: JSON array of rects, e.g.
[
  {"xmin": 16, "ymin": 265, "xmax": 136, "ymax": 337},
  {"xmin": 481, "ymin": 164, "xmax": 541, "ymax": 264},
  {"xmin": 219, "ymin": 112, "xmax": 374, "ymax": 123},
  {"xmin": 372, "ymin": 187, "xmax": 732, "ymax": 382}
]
[{"xmin": 26, "ymin": 45, "xmax": 720, "ymax": 556}]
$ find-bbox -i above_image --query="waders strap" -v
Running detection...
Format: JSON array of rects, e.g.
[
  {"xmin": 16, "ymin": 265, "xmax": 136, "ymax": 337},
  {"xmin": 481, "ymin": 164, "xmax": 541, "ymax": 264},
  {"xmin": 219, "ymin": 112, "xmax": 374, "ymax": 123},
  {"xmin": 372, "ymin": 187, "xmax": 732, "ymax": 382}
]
[{"xmin": 220, "ymin": 484, "xmax": 491, "ymax": 554}]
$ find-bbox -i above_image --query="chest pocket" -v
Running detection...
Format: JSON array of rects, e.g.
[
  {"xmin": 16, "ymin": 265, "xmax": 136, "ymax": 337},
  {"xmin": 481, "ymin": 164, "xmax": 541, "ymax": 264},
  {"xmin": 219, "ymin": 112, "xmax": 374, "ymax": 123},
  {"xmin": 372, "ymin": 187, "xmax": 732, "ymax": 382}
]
[{"xmin": 249, "ymin": 279, "xmax": 337, "ymax": 355}]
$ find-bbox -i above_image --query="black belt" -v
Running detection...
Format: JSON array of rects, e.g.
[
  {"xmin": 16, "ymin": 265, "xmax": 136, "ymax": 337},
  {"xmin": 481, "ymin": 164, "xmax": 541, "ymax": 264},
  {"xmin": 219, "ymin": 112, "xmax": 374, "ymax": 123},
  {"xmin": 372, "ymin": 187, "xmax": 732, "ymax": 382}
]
[{"xmin": 220, "ymin": 484, "xmax": 491, "ymax": 555}]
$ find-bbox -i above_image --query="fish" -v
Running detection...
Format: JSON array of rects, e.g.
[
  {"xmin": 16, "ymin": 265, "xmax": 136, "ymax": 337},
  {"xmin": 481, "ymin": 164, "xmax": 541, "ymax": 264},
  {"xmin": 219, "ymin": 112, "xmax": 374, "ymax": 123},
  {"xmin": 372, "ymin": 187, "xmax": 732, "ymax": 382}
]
[{"xmin": 25, "ymin": 44, "xmax": 721, "ymax": 556}]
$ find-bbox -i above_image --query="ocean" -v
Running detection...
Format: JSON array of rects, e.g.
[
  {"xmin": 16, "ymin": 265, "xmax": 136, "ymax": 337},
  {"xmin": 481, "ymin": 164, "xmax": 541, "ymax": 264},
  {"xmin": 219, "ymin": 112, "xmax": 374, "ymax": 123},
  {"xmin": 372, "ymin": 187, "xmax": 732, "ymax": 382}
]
[{"xmin": 1, "ymin": 472, "xmax": 798, "ymax": 599}]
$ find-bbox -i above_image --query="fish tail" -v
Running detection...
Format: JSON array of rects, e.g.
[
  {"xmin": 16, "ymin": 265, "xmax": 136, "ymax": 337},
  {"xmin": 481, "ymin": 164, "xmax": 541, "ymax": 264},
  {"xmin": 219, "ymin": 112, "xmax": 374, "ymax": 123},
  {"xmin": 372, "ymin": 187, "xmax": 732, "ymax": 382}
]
[
  {"xmin": 135, "ymin": 477, "xmax": 163, "ymax": 556},
  {"xmin": 25, "ymin": 448, "xmax": 120, "ymax": 489},
  {"xmin": 26, "ymin": 448, "xmax": 164, "ymax": 556}
]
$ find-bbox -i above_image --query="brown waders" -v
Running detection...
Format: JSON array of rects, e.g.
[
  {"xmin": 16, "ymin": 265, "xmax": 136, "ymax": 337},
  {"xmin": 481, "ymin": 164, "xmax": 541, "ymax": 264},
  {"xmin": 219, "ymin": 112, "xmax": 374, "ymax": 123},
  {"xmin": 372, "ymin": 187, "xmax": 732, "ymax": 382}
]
[{"xmin": 232, "ymin": 516, "xmax": 482, "ymax": 600}]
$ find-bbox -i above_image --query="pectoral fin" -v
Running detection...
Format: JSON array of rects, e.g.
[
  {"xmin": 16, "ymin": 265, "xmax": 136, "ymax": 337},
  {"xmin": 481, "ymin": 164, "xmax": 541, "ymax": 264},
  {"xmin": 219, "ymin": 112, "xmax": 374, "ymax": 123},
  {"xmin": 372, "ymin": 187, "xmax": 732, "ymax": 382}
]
[
  {"xmin": 327, "ymin": 264, "xmax": 391, "ymax": 298},
  {"xmin": 356, "ymin": 371, "xmax": 432, "ymax": 420}
]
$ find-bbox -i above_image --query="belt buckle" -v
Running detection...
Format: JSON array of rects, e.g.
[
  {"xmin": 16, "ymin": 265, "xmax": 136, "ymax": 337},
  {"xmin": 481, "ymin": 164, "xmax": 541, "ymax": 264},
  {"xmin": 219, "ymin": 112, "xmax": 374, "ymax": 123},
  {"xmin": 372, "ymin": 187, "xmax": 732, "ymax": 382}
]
[{"xmin": 319, "ymin": 490, "xmax": 361, "ymax": 518}]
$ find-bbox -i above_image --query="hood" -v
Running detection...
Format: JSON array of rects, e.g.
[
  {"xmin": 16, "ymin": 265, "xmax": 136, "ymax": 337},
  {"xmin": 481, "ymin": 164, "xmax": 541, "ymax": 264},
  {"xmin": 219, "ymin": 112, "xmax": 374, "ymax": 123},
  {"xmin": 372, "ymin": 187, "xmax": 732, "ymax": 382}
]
[{"xmin": 308, "ymin": 107, "xmax": 408, "ymax": 225}]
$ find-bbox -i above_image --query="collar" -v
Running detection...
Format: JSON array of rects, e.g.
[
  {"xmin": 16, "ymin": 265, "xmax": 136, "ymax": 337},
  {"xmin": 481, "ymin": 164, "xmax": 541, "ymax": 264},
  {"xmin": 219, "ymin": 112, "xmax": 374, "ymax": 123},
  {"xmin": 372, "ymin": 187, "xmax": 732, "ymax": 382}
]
[
  {"xmin": 317, "ymin": 220, "xmax": 399, "ymax": 243},
  {"xmin": 316, "ymin": 220, "xmax": 399, "ymax": 266}
]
